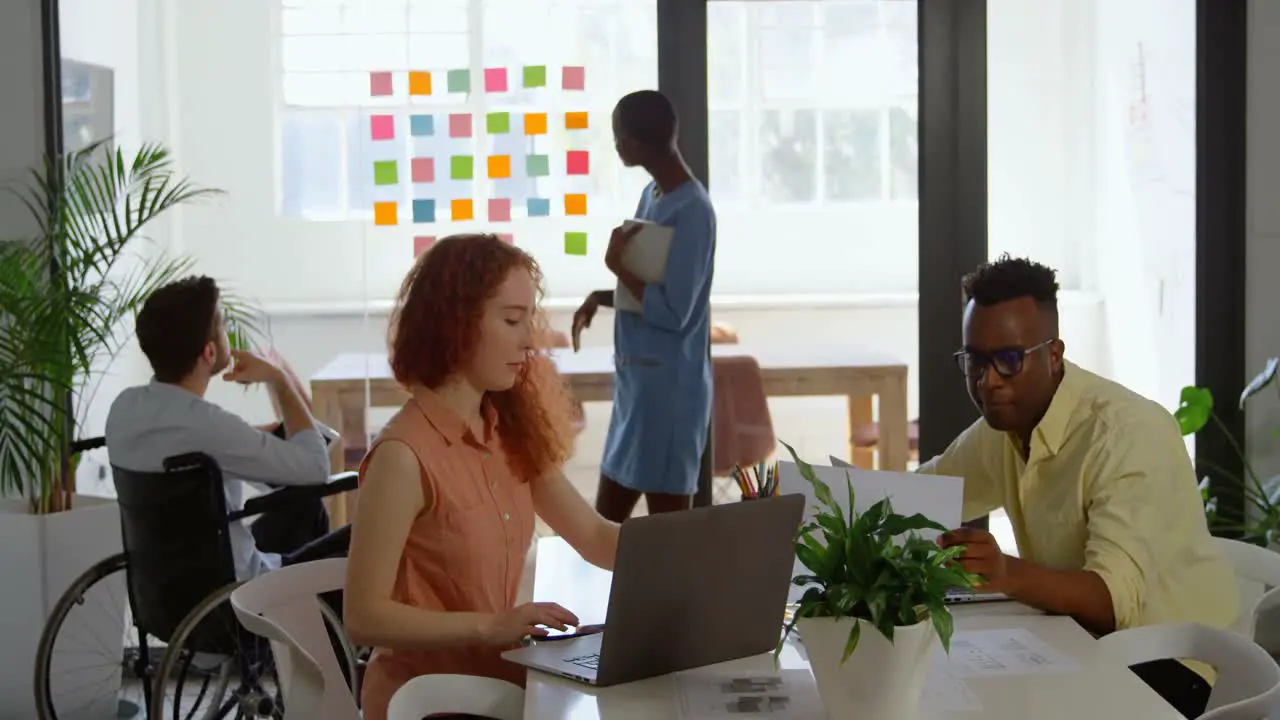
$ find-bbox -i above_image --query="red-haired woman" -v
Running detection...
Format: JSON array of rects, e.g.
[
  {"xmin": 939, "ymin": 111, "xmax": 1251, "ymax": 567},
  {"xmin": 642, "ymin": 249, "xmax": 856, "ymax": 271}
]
[{"xmin": 343, "ymin": 234, "xmax": 620, "ymax": 719}]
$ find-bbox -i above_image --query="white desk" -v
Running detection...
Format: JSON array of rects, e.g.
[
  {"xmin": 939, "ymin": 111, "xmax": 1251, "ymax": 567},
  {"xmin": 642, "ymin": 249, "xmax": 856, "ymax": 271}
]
[{"xmin": 523, "ymin": 537, "xmax": 1182, "ymax": 720}]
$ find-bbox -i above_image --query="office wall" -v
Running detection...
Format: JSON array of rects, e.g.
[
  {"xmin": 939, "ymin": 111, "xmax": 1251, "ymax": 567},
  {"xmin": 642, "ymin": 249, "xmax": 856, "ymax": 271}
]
[{"xmin": 0, "ymin": 0, "xmax": 47, "ymax": 240}]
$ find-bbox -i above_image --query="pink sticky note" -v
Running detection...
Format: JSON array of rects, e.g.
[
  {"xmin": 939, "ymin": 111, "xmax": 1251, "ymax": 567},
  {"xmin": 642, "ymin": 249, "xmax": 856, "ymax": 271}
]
[
  {"xmin": 414, "ymin": 236, "xmax": 435, "ymax": 256},
  {"xmin": 566, "ymin": 150, "xmax": 589, "ymax": 175},
  {"xmin": 449, "ymin": 113, "xmax": 472, "ymax": 138},
  {"xmin": 370, "ymin": 71, "xmax": 393, "ymax": 96},
  {"xmin": 484, "ymin": 67, "xmax": 508, "ymax": 93},
  {"xmin": 488, "ymin": 198, "xmax": 512, "ymax": 222},
  {"xmin": 497, "ymin": 233, "xmax": 514, "ymax": 244},
  {"xmin": 371, "ymin": 114, "xmax": 395, "ymax": 141},
  {"xmin": 562, "ymin": 66, "xmax": 585, "ymax": 90},
  {"xmin": 411, "ymin": 158, "xmax": 434, "ymax": 183}
]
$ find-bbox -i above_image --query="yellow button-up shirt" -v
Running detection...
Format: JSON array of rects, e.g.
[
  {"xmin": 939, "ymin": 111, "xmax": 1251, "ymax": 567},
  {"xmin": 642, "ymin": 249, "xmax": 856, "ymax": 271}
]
[{"xmin": 919, "ymin": 361, "xmax": 1237, "ymax": 677}]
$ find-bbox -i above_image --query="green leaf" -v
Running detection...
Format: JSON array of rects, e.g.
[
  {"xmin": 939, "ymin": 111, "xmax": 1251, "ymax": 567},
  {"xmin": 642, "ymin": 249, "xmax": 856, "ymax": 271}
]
[
  {"xmin": 1174, "ymin": 386, "xmax": 1213, "ymax": 436},
  {"xmin": 840, "ymin": 619, "xmax": 862, "ymax": 663}
]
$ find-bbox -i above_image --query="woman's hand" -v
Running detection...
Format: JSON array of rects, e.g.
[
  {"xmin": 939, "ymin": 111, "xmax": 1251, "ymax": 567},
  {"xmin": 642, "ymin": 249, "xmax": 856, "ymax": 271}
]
[{"xmin": 481, "ymin": 602, "xmax": 580, "ymax": 644}]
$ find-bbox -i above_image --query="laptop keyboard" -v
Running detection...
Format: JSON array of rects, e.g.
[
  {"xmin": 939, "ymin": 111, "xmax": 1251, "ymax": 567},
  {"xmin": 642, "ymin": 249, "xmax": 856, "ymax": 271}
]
[{"xmin": 565, "ymin": 653, "xmax": 600, "ymax": 670}]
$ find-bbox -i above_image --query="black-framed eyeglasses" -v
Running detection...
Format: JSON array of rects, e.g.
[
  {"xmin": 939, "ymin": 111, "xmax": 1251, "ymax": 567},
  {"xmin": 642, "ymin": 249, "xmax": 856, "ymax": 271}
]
[{"xmin": 953, "ymin": 339, "xmax": 1055, "ymax": 379}]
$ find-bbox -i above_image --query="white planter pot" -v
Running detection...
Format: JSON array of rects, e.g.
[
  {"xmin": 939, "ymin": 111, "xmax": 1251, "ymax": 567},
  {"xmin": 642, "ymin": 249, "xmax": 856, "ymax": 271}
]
[
  {"xmin": 798, "ymin": 615, "xmax": 938, "ymax": 720},
  {"xmin": 0, "ymin": 496, "xmax": 124, "ymax": 719}
]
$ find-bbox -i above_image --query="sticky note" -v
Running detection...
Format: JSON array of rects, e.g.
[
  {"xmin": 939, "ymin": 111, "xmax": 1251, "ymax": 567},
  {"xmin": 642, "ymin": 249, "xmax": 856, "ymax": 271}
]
[
  {"xmin": 564, "ymin": 232, "xmax": 588, "ymax": 255},
  {"xmin": 450, "ymin": 155, "xmax": 474, "ymax": 180},
  {"xmin": 408, "ymin": 71, "xmax": 432, "ymax": 96},
  {"xmin": 373, "ymin": 201, "xmax": 398, "ymax": 226},
  {"xmin": 566, "ymin": 150, "xmax": 589, "ymax": 175},
  {"xmin": 523, "ymin": 65, "xmax": 547, "ymax": 88},
  {"xmin": 487, "ymin": 155, "xmax": 511, "ymax": 179},
  {"xmin": 409, "ymin": 114, "xmax": 434, "ymax": 137},
  {"xmin": 488, "ymin": 198, "xmax": 511, "ymax": 222},
  {"xmin": 449, "ymin": 113, "xmax": 472, "ymax": 138},
  {"xmin": 564, "ymin": 193, "xmax": 587, "ymax": 216},
  {"xmin": 413, "ymin": 236, "xmax": 435, "ymax": 256},
  {"xmin": 565, "ymin": 112, "xmax": 589, "ymax": 130},
  {"xmin": 373, "ymin": 160, "xmax": 398, "ymax": 185},
  {"xmin": 498, "ymin": 233, "xmax": 514, "ymax": 244},
  {"xmin": 562, "ymin": 66, "xmax": 585, "ymax": 91},
  {"xmin": 412, "ymin": 199, "xmax": 436, "ymax": 223},
  {"xmin": 486, "ymin": 112, "xmax": 511, "ymax": 134},
  {"xmin": 527, "ymin": 198, "xmax": 550, "ymax": 217},
  {"xmin": 411, "ymin": 158, "xmax": 434, "ymax": 183},
  {"xmin": 526, "ymin": 154, "xmax": 550, "ymax": 177},
  {"xmin": 370, "ymin": 71, "xmax": 393, "ymax": 96},
  {"xmin": 447, "ymin": 69, "xmax": 470, "ymax": 93},
  {"xmin": 524, "ymin": 112, "xmax": 547, "ymax": 135},
  {"xmin": 371, "ymin": 114, "xmax": 395, "ymax": 140},
  {"xmin": 484, "ymin": 67, "xmax": 508, "ymax": 93},
  {"xmin": 451, "ymin": 198, "xmax": 474, "ymax": 221}
]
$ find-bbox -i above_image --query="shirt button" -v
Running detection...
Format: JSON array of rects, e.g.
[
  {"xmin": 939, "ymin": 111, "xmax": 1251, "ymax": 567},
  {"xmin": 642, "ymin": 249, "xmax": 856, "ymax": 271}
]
[
  {"xmin": 490, "ymin": 480, "xmax": 497, "ymax": 489},
  {"xmin": 503, "ymin": 512, "xmax": 510, "ymax": 521}
]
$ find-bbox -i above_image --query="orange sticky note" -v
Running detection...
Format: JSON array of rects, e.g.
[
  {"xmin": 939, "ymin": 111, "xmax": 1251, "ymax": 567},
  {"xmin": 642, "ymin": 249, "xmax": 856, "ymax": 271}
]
[
  {"xmin": 524, "ymin": 112, "xmax": 548, "ymax": 135},
  {"xmin": 488, "ymin": 154, "xmax": 512, "ymax": 179},
  {"xmin": 451, "ymin": 198, "xmax": 474, "ymax": 221},
  {"xmin": 565, "ymin": 112, "xmax": 589, "ymax": 130},
  {"xmin": 564, "ymin": 193, "xmax": 587, "ymax": 216},
  {"xmin": 408, "ymin": 71, "xmax": 432, "ymax": 96},
  {"xmin": 373, "ymin": 202, "xmax": 398, "ymax": 226}
]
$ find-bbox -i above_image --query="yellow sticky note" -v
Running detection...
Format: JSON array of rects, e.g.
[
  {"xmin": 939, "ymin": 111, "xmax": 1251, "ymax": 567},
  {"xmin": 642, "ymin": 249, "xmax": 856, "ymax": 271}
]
[
  {"xmin": 408, "ymin": 71, "xmax": 432, "ymax": 96},
  {"xmin": 374, "ymin": 201, "xmax": 398, "ymax": 226},
  {"xmin": 565, "ymin": 112, "xmax": 589, "ymax": 130},
  {"xmin": 524, "ymin": 112, "xmax": 548, "ymax": 135},
  {"xmin": 488, "ymin": 155, "xmax": 512, "ymax": 179},
  {"xmin": 564, "ymin": 193, "xmax": 587, "ymax": 216},
  {"xmin": 451, "ymin": 198, "xmax": 474, "ymax": 221}
]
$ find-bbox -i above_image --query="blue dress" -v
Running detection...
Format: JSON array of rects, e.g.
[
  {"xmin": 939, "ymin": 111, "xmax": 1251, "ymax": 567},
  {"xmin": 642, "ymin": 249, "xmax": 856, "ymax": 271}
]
[{"xmin": 600, "ymin": 180, "xmax": 716, "ymax": 495}]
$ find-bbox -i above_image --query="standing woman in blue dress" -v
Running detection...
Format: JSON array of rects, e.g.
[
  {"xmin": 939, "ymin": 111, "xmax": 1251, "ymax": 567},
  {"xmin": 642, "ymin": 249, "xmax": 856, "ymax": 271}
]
[{"xmin": 571, "ymin": 90, "xmax": 717, "ymax": 522}]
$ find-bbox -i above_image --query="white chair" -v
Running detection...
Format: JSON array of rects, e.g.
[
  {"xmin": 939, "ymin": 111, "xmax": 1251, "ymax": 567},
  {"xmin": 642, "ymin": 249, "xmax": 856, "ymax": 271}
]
[
  {"xmin": 1214, "ymin": 537, "xmax": 1280, "ymax": 650},
  {"xmin": 1098, "ymin": 622, "xmax": 1280, "ymax": 719},
  {"xmin": 387, "ymin": 674, "xmax": 525, "ymax": 720}
]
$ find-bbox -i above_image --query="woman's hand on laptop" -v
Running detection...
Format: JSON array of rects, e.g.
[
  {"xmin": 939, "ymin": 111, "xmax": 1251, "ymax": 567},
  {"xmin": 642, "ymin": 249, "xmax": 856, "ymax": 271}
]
[{"xmin": 482, "ymin": 602, "xmax": 580, "ymax": 644}]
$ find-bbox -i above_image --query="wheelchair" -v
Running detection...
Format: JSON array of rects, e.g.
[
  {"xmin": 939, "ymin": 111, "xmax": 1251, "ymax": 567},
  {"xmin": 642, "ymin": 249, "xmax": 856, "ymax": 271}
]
[{"xmin": 33, "ymin": 438, "xmax": 361, "ymax": 720}]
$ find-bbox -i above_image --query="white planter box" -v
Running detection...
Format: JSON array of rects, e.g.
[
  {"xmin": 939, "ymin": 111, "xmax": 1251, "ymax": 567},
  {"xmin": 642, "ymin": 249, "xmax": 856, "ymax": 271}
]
[
  {"xmin": 0, "ymin": 496, "xmax": 124, "ymax": 719},
  {"xmin": 798, "ymin": 615, "xmax": 938, "ymax": 720}
]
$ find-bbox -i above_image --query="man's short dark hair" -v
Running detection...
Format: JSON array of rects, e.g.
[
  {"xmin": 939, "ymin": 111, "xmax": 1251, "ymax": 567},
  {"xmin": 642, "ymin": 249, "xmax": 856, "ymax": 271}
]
[
  {"xmin": 136, "ymin": 275, "xmax": 221, "ymax": 382},
  {"xmin": 961, "ymin": 254, "xmax": 1060, "ymax": 323},
  {"xmin": 614, "ymin": 90, "xmax": 678, "ymax": 149}
]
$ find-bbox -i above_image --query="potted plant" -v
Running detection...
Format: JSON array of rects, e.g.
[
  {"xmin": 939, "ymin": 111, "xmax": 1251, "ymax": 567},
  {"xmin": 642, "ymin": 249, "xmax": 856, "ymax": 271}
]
[
  {"xmin": 0, "ymin": 139, "xmax": 261, "ymax": 715},
  {"xmin": 777, "ymin": 442, "xmax": 977, "ymax": 720},
  {"xmin": 1175, "ymin": 358, "xmax": 1280, "ymax": 546}
]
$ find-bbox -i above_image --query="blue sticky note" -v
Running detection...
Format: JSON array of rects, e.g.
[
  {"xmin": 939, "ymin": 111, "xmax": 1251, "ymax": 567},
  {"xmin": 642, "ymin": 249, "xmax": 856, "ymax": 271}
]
[
  {"xmin": 527, "ymin": 198, "xmax": 550, "ymax": 217},
  {"xmin": 410, "ymin": 114, "xmax": 434, "ymax": 137},
  {"xmin": 412, "ymin": 199, "xmax": 436, "ymax": 223}
]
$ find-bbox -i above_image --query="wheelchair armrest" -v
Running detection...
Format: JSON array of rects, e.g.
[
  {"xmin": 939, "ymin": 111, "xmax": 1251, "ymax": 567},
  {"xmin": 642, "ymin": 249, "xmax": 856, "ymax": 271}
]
[{"xmin": 230, "ymin": 472, "xmax": 359, "ymax": 522}]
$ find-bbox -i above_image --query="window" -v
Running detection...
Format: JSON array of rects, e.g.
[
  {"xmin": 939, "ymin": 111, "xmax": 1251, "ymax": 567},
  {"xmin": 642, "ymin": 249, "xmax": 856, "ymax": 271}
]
[
  {"xmin": 276, "ymin": 0, "xmax": 657, "ymax": 299},
  {"xmin": 708, "ymin": 1, "xmax": 919, "ymax": 295}
]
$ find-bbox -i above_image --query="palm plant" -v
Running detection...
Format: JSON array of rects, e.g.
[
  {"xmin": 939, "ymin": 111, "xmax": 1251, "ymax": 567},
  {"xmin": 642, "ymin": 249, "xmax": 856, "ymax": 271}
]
[{"xmin": 0, "ymin": 139, "xmax": 263, "ymax": 514}]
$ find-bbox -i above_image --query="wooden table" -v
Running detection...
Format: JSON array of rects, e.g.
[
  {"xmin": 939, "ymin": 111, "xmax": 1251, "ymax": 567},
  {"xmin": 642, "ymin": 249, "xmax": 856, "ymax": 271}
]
[
  {"xmin": 310, "ymin": 344, "xmax": 909, "ymax": 526},
  {"xmin": 520, "ymin": 537, "xmax": 1182, "ymax": 720}
]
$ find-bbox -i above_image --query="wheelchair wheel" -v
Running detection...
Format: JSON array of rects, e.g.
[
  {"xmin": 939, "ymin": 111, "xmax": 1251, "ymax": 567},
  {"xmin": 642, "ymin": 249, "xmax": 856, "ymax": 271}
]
[{"xmin": 149, "ymin": 582, "xmax": 357, "ymax": 720}]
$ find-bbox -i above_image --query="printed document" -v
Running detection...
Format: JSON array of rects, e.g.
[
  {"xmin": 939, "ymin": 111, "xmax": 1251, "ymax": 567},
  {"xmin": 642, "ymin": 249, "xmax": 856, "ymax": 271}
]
[
  {"xmin": 675, "ymin": 669, "xmax": 825, "ymax": 719},
  {"xmin": 937, "ymin": 628, "xmax": 1081, "ymax": 677}
]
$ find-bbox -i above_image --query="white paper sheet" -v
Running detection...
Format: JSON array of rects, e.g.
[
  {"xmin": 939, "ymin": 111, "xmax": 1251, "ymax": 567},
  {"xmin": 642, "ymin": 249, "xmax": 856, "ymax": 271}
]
[
  {"xmin": 937, "ymin": 628, "xmax": 1081, "ymax": 677},
  {"xmin": 922, "ymin": 660, "xmax": 983, "ymax": 713},
  {"xmin": 675, "ymin": 669, "xmax": 826, "ymax": 719}
]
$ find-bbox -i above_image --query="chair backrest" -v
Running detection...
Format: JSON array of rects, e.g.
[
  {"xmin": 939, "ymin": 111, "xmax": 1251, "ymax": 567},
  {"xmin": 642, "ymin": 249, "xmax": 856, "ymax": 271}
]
[
  {"xmin": 230, "ymin": 558, "xmax": 359, "ymax": 720},
  {"xmin": 111, "ymin": 453, "xmax": 239, "ymax": 645},
  {"xmin": 1213, "ymin": 537, "xmax": 1280, "ymax": 649},
  {"xmin": 1098, "ymin": 622, "xmax": 1280, "ymax": 719},
  {"xmin": 711, "ymin": 354, "xmax": 776, "ymax": 476}
]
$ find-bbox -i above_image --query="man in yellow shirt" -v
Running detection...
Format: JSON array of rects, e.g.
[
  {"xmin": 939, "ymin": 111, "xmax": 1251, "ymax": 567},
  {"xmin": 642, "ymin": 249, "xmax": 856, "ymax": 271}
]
[{"xmin": 921, "ymin": 255, "xmax": 1237, "ymax": 719}]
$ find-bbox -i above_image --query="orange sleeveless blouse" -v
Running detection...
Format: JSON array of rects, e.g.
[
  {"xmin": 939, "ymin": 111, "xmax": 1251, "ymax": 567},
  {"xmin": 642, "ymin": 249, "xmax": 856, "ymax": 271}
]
[{"xmin": 357, "ymin": 386, "xmax": 535, "ymax": 720}]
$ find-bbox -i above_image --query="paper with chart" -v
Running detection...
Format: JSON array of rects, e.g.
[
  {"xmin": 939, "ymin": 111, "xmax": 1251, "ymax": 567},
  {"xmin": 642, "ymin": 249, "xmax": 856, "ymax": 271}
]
[
  {"xmin": 675, "ymin": 669, "xmax": 825, "ymax": 719},
  {"xmin": 938, "ymin": 628, "xmax": 1080, "ymax": 677},
  {"xmin": 921, "ymin": 661, "xmax": 983, "ymax": 713},
  {"xmin": 613, "ymin": 219, "xmax": 674, "ymax": 313}
]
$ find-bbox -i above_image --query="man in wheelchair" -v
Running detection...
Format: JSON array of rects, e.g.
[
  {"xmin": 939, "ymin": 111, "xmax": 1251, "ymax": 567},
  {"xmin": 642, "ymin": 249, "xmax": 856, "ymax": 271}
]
[{"xmin": 105, "ymin": 275, "xmax": 351, "ymax": 580}]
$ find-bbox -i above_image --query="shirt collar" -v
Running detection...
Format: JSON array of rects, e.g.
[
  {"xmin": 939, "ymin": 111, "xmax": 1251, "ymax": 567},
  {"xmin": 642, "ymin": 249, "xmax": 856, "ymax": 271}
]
[
  {"xmin": 410, "ymin": 385, "xmax": 498, "ymax": 447},
  {"xmin": 1027, "ymin": 359, "xmax": 1083, "ymax": 457}
]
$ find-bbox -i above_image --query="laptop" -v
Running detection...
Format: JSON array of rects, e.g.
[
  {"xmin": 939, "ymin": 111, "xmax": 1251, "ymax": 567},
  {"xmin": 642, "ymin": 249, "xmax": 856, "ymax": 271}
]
[{"xmin": 501, "ymin": 494, "xmax": 805, "ymax": 687}]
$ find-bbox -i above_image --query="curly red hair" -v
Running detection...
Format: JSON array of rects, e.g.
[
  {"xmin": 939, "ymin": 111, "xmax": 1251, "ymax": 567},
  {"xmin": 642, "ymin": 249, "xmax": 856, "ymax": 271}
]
[{"xmin": 388, "ymin": 234, "xmax": 575, "ymax": 483}]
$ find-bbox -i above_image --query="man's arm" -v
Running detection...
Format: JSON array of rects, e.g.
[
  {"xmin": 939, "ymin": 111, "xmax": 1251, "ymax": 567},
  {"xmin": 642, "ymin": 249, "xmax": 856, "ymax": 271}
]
[
  {"xmin": 201, "ymin": 399, "xmax": 330, "ymax": 487},
  {"xmin": 916, "ymin": 420, "xmax": 1002, "ymax": 522},
  {"xmin": 637, "ymin": 202, "xmax": 715, "ymax": 333}
]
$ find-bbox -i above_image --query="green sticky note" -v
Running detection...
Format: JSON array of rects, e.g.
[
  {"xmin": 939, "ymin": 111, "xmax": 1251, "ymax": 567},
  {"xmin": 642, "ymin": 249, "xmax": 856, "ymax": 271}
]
[
  {"xmin": 523, "ymin": 65, "xmax": 547, "ymax": 88},
  {"xmin": 486, "ymin": 112, "xmax": 511, "ymax": 134},
  {"xmin": 450, "ymin": 155, "xmax": 474, "ymax": 180},
  {"xmin": 564, "ymin": 232, "xmax": 588, "ymax": 256},
  {"xmin": 373, "ymin": 160, "xmax": 398, "ymax": 186},
  {"xmin": 447, "ymin": 69, "xmax": 470, "ymax": 93},
  {"xmin": 526, "ymin": 154, "xmax": 549, "ymax": 177}
]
